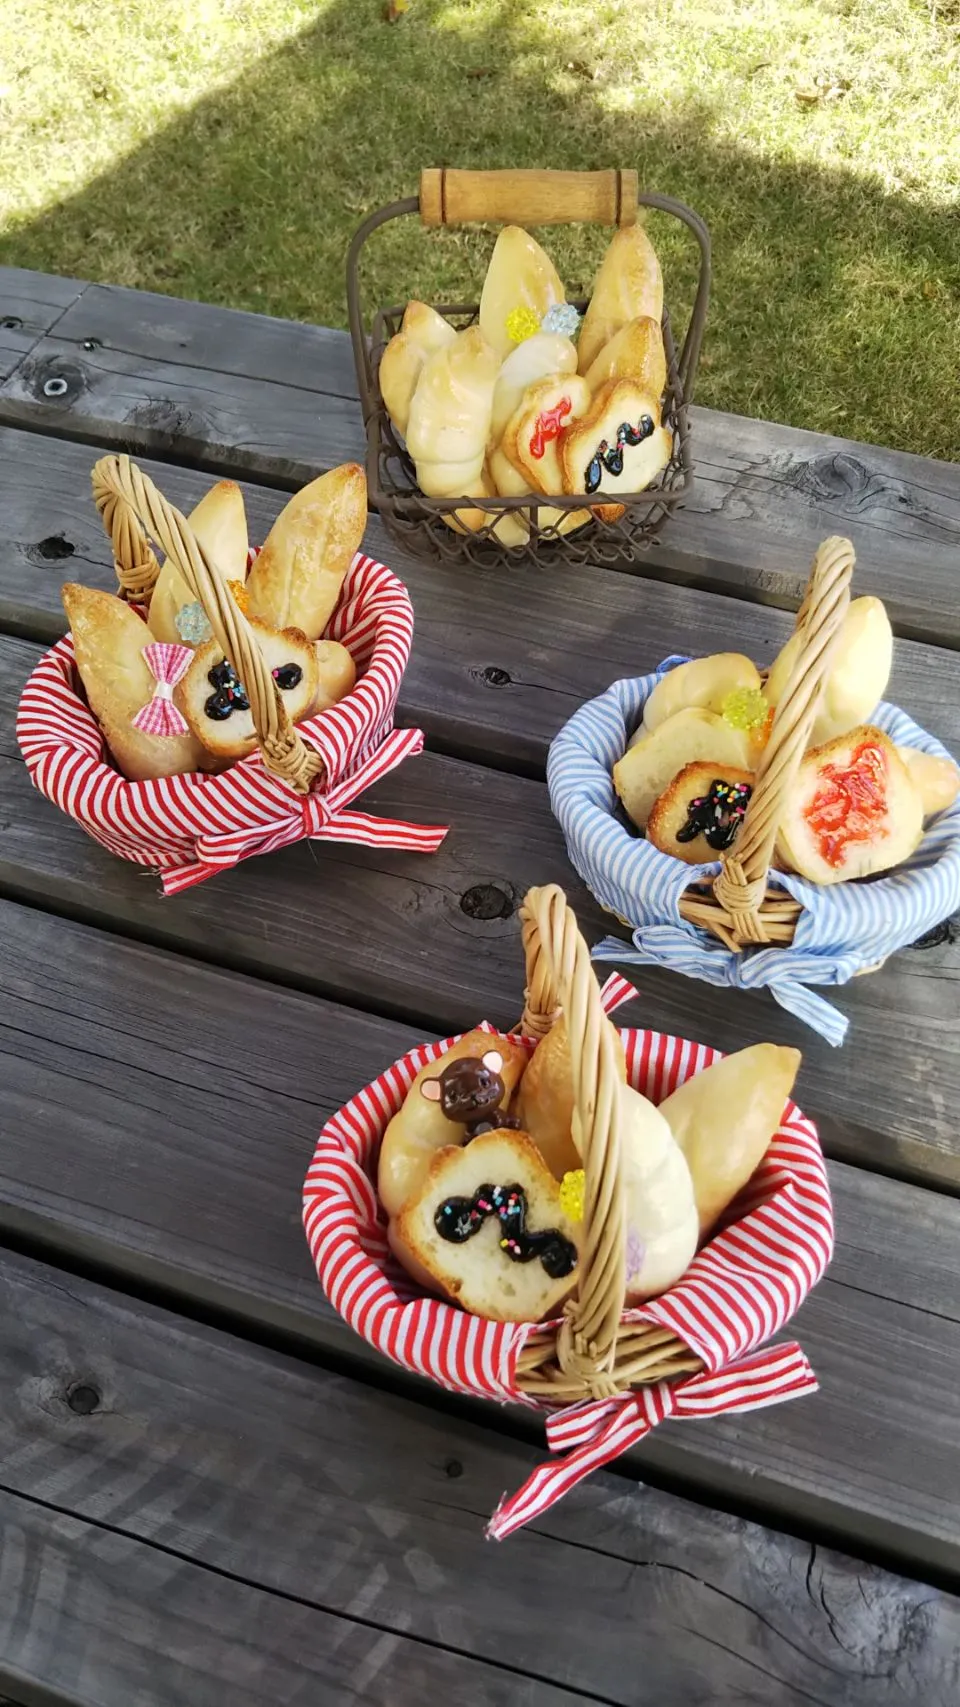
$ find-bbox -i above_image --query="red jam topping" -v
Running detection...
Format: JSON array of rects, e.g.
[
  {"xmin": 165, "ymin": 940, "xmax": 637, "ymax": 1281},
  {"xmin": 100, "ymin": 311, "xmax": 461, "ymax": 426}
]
[
  {"xmin": 804, "ymin": 738, "xmax": 889, "ymax": 868},
  {"xmin": 529, "ymin": 397, "xmax": 571, "ymax": 459}
]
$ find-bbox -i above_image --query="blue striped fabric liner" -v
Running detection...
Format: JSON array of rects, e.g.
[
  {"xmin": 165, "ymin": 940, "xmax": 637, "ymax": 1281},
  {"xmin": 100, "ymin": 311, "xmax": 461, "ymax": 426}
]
[{"xmin": 547, "ymin": 656, "xmax": 960, "ymax": 1045}]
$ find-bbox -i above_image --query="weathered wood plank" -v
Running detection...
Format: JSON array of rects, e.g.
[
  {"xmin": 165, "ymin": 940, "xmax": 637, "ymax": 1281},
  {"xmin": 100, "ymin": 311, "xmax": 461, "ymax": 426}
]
[
  {"xmin": 1, "ymin": 427, "xmax": 959, "ymax": 788},
  {"xmin": 2, "ymin": 1245, "xmax": 959, "ymax": 1707},
  {"xmin": 2, "ymin": 898, "xmax": 960, "ymax": 1580},
  {"xmin": 2, "ymin": 635, "xmax": 960, "ymax": 1188},
  {"xmin": 0, "ymin": 268, "xmax": 86, "ymax": 384},
  {"xmin": 1, "ymin": 267, "xmax": 958, "ymax": 642}
]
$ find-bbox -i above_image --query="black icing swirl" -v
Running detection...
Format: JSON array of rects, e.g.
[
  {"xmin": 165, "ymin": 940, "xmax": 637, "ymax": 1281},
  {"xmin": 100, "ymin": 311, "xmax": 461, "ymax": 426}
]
[
  {"xmin": 204, "ymin": 660, "xmax": 250, "ymax": 722},
  {"xmin": 677, "ymin": 778, "xmax": 752, "ymax": 851},
  {"xmin": 584, "ymin": 415, "xmax": 655, "ymax": 493},
  {"xmin": 435, "ymin": 1183, "xmax": 577, "ymax": 1280}
]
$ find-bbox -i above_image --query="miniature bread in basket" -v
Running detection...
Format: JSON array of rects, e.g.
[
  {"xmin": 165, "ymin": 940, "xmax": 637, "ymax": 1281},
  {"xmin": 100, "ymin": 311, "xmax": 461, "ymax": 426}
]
[
  {"xmin": 17, "ymin": 455, "xmax": 447, "ymax": 891},
  {"xmin": 303, "ymin": 884, "xmax": 833, "ymax": 1538},
  {"xmin": 548, "ymin": 538, "xmax": 960, "ymax": 1045}
]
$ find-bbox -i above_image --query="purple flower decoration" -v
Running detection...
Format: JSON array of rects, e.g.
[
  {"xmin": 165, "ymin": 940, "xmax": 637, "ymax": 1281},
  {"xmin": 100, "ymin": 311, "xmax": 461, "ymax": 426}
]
[{"xmin": 625, "ymin": 1223, "xmax": 646, "ymax": 1283}]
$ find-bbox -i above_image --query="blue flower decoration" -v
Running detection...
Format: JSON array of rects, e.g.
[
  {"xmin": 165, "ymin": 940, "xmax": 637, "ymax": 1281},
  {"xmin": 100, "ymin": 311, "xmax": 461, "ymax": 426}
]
[
  {"xmin": 175, "ymin": 600, "xmax": 212, "ymax": 645},
  {"xmin": 541, "ymin": 302, "xmax": 581, "ymax": 338}
]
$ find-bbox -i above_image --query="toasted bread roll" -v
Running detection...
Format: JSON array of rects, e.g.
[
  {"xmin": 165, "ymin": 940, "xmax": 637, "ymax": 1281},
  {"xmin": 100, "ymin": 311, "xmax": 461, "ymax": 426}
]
[
  {"xmin": 776, "ymin": 725, "xmax": 924, "ymax": 884},
  {"xmin": 647, "ymin": 761, "xmax": 756, "ymax": 865},
  {"xmin": 389, "ymin": 1130, "xmax": 579, "ymax": 1322},
  {"xmin": 62, "ymin": 583, "xmax": 206, "ymax": 781},
  {"xmin": 561, "ymin": 380, "xmax": 671, "ymax": 520},
  {"xmin": 897, "ymin": 746, "xmax": 960, "ymax": 817},
  {"xmin": 379, "ymin": 301, "xmax": 457, "ymax": 437},
  {"xmin": 642, "ymin": 653, "xmax": 762, "ymax": 735},
  {"xmin": 614, "ymin": 708, "xmax": 753, "ymax": 831},
  {"xmin": 478, "ymin": 226, "xmax": 565, "ymax": 360},
  {"xmin": 660, "ymin": 1044, "xmax": 801, "ymax": 1237},
  {"xmin": 515, "ymin": 1015, "xmax": 626, "ymax": 1180},
  {"xmin": 314, "ymin": 640, "xmax": 356, "ymax": 710},
  {"xmin": 148, "ymin": 481, "xmax": 249, "ymax": 647},
  {"xmin": 766, "ymin": 596, "xmax": 893, "ymax": 747},
  {"xmin": 577, "ymin": 225, "xmax": 664, "ymax": 376},
  {"xmin": 245, "ymin": 465, "xmax": 366, "ymax": 642},
  {"xmin": 582, "ymin": 314, "xmax": 667, "ymax": 401},
  {"xmin": 175, "ymin": 618, "xmax": 318, "ymax": 762},
  {"xmin": 507, "ymin": 373, "xmax": 592, "ymax": 498}
]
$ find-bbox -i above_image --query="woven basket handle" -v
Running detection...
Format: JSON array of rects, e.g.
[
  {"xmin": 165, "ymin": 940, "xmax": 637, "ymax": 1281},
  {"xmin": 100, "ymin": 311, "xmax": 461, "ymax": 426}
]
[
  {"xmin": 711, "ymin": 535, "xmax": 855, "ymax": 940},
  {"xmin": 91, "ymin": 455, "xmax": 323, "ymax": 795},
  {"xmin": 518, "ymin": 885, "xmax": 627, "ymax": 1398},
  {"xmin": 420, "ymin": 168, "xmax": 638, "ymax": 228}
]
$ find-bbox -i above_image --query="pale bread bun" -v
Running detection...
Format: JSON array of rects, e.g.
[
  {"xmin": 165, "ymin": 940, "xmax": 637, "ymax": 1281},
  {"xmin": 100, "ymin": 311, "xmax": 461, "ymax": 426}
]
[
  {"xmin": 148, "ymin": 481, "xmax": 249, "ymax": 647},
  {"xmin": 378, "ymin": 1030, "xmax": 529, "ymax": 1218},
  {"xmin": 560, "ymin": 380, "xmax": 671, "ymax": 518},
  {"xmin": 487, "ymin": 444, "xmax": 590, "ymax": 539},
  {"xmin": 776, "ymin": 725, "xmax": 924, "ymax": 884},
  {"xmin": 579, "ymin": 1081, "xmax": 696, "ymax": 1304},
  {"xmin": 379, "ymin": 301, "xmax": 457, "ymax": 437},
  {"xmin": 314, "ymin": 640, "xmax": 356, "ymax": 710},
  {"xmin": 647, "ymin": 761, "xmax": 755, "ymax": 865},
  {"xmin": 438, "ymin": 465, "xmax": 530, "ymax": 545},
  {"xmin": 478, "ymin": 226, "xmax": 565, "ymax": 360},
  {"xmin": 766, "ymin": 596, "xmax": 893, "ymax": 747},
  {"xmin": 582, "ymin": 315, "xmax": 667, "ymax": 402},
  {"xmin": 613, "ymin": 707, "xmax": 753, "ymax": 830},
  {"xmin": 489, "ymin": 331, "xmax": 578, "ymax": 449},
  {"xmin": 390, "ymin": 1130, "xmax": 579, "ymax": 1322},
  {"xmin": 897, "ymin": 747, "xmax": 960, "ymax": 817},
  {"xmin": 62, "ymin": 583, "xmax": 206, "ymax": 781},
  {"xmin": 659, "ymin": 1044, "xmax": 800, "ymax": 1237},
  {"xmin": 406, "ymin": 326, "xmax": 500, "ymax": 496},
  {"xmin": 577, "ymin": 225, "xmax": 664, "ymax": 376},
  {"xmin": 515, "ymin": 1015, "xmax": 627, "ymax": 1180},
  {"xmin": 507, "ymin": 374, "xmax": 592, "ymax": 497},
  {"xmin": 175, "ymin": 618, "xmax": 318, "ymax": 762},
  {"xmin": 245, "ymin": 465, "xmax": 366, "ymax": 642},
  {"xmin": 642, "ymin": 653, "xmax": 762, "ymax": 735},
  {"xmin": 489, "ymin": 440, "xmax": 532, "ymax": 498}
]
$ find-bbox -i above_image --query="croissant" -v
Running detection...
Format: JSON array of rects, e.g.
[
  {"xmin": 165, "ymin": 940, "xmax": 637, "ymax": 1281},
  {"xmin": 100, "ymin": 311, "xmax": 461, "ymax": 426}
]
[
  {"xmin": 148, "ymin": 481, "xmax": 249, "ymax": 646},
  {"xmin": 245, "ymin": 464, "xmax": 367, "ymax": 641},
  {"xmin": 577, "ymin": 225, "xmax": 664, "ymax": 376},
  {"xmin": 405, "ymin": 325, "xmax": 500, "ymax": 497},
  {"xmin": 379, "ymin": 300, "xmax": 457, "ymax": 437},
  {"xmin": 478, "ymin": 225, "xmax": 565, "ymax": 360}
]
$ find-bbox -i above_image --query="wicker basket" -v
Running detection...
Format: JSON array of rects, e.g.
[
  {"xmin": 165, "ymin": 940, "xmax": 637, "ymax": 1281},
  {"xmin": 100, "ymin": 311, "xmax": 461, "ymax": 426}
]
[
  {"xmin": 346, "ymin": 167, "xmax": 711, "ymax": 569},
  {"xmin": 17, "ymin": 456, "xmax": 446, "ymax": 892},
  {"xmin": 303, "ymin": 883, "xmax": 833, "ymax": 1538}
]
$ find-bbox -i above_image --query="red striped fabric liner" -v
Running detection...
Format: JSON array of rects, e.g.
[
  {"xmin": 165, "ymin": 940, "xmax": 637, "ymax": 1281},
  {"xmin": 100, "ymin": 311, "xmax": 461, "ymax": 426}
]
[
  {"xmin": 302, "ymin": 979, "xmax": 834, "ymax": 1535},
  {"xmin": 17, "ymin": 552, "xmax": 445, "ymax": 891}
]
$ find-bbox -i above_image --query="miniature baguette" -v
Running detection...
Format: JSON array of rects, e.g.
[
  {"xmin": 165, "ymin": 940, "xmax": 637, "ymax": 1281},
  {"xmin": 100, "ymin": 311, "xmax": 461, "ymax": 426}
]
[
  {"xmin": 245, "ymin": 464, "xmax": 367, "ymax": 641},
  {"xmin": 148, "ymin": 481, "xmax": 249, "ymax": 647}
]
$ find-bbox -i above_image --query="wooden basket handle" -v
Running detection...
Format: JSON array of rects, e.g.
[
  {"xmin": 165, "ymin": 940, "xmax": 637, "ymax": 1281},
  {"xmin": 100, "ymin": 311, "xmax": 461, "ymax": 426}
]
[
  {"xmin": 91, "ymin": 455, "xmax": 323, "ymax": 796},
  {"xmin": 711, "ymin": 536, "xmax": 855, "ymax": 941},
  {"xmin": 517, "ymin": 885, "xmax": 627, "ymax": 1398},
  {"xmin": 419, "ymin": 168, "xmax": 638, "ymax": 228}
]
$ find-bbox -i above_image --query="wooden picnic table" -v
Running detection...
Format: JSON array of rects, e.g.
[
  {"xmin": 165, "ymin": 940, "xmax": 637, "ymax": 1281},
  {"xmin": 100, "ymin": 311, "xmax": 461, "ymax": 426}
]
[{"xmin": 1, "ymin": 261, "xmax": 960, "ymax": 1705}]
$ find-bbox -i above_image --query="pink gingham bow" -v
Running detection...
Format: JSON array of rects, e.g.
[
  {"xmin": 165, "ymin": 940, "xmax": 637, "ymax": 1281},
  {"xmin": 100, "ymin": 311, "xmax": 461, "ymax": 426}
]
[
  {"xmin": 162, "ymin": 725, "xmax": 448, "ymax": 895},
  {"xmin": 133, "ymin": 643, "xmax": 193, "ymax": 737},
  {"xmin": 487, "ymin": 1341, "xmax": 818, "ymax": 1540}
]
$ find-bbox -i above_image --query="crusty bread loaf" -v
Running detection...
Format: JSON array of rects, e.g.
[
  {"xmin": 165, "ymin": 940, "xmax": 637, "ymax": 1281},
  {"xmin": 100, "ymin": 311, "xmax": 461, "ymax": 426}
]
[
  {"xmin": 515, "ymin": 1015, "xmax": 626, "ymax": 1179},
  {"xmin": 896, "ymin": 746, "xmax": 960, "ymax": 817},
  {"xmin": 378, "ymin": 1030, "xmax": 529, "ymax": 1218},
  {"xmin": 245, "ymin": 465, "xmax": 366, "ymax": 642},
  {"xmin": 642, "ymin": 653, "xmax": 762, "ymax": 735},
  {"xmin": 577, "ymin": 225, "xmax": 664, "ymax": 376},
  {"xmin": 489, "ymin": 331, "xmax": 578, "ymax": 449},
  {"xmin": 478, "ymin": 225, "xmax": 565, "ymax": 360},
  {"xmin": 776, "ymin": 725, "xmax": 924, "ymax": 884},
  {"xmin": 389, "ymin": 1130, "xmax": 580, "ymax": 1322},
  {"xmin": 148, "ymin": 481, "xmax": 249, "ymax": 647},
  {"xmin": 582, "ymin": 314, "xmax": 667, "ymax": 402},
  {"xmin": 560, "ymin": 380, "xmax": 671, "ymax": 518},
  {"xmin": 314, "ymin": 640, "xmax": 356, "ymax": 711},
  {"xmin": 380, "ymin": 301, "xmax": 457, "ymax": 437},
  {"xmin": 647, "ymin": 761, "xmax": 755, "ymax": 865},
  {"xmin": 660, "ymin": 1044, "xmax": 800, "ymax": 1237},
  {"xmin": 613, "ymin": 708, "xmax": 753, "ymax": 831},
  {"xmin": 766, "ymin": 596, "xmax": 893, "ymax": 747},
  {"xmin": 175, "ymin": 618, "xmax": 318, "ymax": 762},
  {"xmin": 506, "ymin": 373, "xmax": 592, "ymax": 497},
  {"xmin": 62, "ymin": 583, "xmax": 207, "ymax": 781}
]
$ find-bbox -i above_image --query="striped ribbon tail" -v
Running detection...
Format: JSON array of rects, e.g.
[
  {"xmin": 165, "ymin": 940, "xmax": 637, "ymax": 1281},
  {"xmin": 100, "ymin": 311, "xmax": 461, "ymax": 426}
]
[
  {"xmin": 486, "ymin": 1342, "xmax": 817, "ymax": 1541},
  {"xmin": 597, "ymin": 971, "xmax": 641, "ymax": 1017}
]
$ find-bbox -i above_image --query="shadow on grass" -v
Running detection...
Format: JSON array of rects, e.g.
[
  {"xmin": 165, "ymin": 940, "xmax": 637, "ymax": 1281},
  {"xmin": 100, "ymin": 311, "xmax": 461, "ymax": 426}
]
[{"xmin": 1, "ymin": 0, "xmax": 957, "ymax": 456}]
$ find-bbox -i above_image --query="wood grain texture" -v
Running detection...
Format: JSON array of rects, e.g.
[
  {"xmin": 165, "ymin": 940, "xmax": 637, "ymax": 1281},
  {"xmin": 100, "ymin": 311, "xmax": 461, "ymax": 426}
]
[
  {"xmin": 0, "ymin": 267, "xmax": 86, "ymax": 384},
  {"xmin": 419, "ymin": 166, "xmax": 639, "ymax": 227},
  {"xmin": 1, "ymin": 898, "xmax": 960, "ymax": 1580},
  {"xmin": 0, "ymin": 269, "xmax": 957, "ymax": 642},
  {"xmin": 2, "ymin": 634, "xmax": 960, "ymax": 1188},
  {"xmin": 2, "ymin": 1244, "xmax": 958, "ymax": 1707}
]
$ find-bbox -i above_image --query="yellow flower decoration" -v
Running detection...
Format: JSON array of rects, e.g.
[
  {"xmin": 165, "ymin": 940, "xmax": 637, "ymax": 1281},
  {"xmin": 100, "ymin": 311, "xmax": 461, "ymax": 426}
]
[
  {"xmin": 228, "ymin": 579, "xmax": 250, "ymax": 613},
  {"xmin": 559, "ymin": 1168, "xmax": 585, "ymax": 1223},
  {"xmin": 505, "ymin": 305, "xmax": 541, "ymax": 345},
  {"xmin": 722, "ymin": 686, "xmax": 769, "ymax": 734}
]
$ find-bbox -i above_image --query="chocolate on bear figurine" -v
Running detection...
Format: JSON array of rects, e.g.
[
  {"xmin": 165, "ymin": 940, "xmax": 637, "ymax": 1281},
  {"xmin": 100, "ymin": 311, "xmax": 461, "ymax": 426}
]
[{"xmin": 420, "ymin": 1050, "xmax": 522, "ymax": 1140}]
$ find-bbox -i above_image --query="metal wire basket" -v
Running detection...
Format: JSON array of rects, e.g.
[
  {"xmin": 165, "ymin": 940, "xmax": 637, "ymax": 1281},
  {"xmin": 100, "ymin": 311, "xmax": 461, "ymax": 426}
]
[{"xmin": 347, "ymin": 168, "xmax": 711, "ymax": 569}]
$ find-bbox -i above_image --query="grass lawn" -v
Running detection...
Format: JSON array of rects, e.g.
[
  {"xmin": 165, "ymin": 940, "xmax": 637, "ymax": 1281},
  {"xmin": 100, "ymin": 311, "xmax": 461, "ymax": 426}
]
[{"xmin": 0, "ymin": 0, "xmax": 957, "ymax": 458}]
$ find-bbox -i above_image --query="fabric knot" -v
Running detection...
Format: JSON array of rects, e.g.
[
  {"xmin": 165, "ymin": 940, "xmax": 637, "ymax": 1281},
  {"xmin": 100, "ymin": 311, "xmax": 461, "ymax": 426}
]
[{"xmin": 132, "ymin": 643, "xmax": 192, "ymax": 737}]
